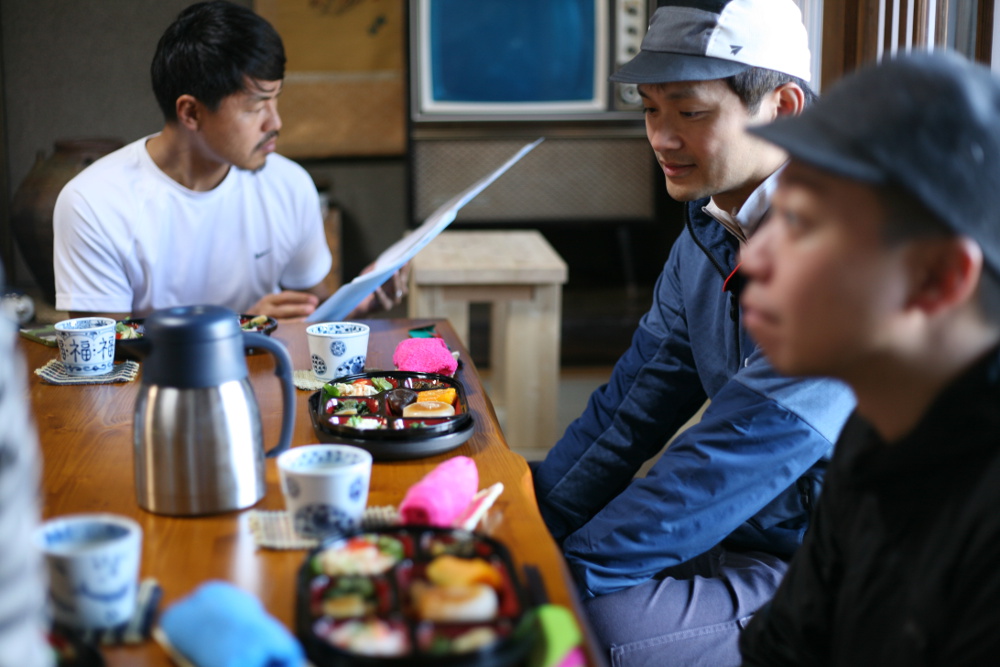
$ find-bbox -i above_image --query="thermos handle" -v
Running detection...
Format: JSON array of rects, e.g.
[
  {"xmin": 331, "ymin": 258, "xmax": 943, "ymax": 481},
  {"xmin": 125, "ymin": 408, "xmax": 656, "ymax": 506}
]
[{"xmin": 243, "ymin": 333, "xmax": 295, "ymax": 458}]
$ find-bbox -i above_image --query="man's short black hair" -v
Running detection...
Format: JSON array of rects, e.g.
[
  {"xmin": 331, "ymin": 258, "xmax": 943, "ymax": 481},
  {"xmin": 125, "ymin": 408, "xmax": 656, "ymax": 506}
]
[
  {"xmin": 876, "ymin": 181, "xmax": 1000, "ymax": 325},
  {"xmin": 151, "ymin": 0, "xmax": 285, "ymax": 121},
  {"xmin": 726, "ymin": 67, "xmax": 818, "ymax": 114}
]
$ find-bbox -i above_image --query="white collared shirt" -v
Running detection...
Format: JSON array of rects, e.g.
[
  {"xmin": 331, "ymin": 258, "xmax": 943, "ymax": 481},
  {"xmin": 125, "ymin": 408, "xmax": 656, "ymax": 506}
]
[{"xmin": 702, "ymin": 165, "xmax": 786, "ymax": 244}]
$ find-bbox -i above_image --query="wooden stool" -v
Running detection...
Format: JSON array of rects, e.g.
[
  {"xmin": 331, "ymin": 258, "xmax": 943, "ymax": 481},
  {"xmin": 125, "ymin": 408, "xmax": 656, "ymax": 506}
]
[{"xmin": 409, "ymin": 231, "xmax": 568, "ymax": 450}]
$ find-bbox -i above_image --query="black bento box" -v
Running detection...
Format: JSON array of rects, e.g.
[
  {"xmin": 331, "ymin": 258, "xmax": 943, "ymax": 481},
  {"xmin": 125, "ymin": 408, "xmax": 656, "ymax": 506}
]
[
  {"xmin": 308, "ymin": 371, "xmax": 475, "ymax": 460},
  {"xmin": 296, "ymin": 526, "xmax": 538, "ymax": 666}
]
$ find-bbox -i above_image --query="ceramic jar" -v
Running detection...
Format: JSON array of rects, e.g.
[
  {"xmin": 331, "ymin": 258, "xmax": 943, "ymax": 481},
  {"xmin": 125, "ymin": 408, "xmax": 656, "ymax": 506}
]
[{"xmin": 9, "ymin": 138, "xmax": 123, "ymax": 303}]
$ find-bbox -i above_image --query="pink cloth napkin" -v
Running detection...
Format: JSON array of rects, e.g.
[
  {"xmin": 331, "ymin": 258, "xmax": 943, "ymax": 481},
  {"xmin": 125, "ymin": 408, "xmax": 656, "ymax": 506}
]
[
  {"xmin": 399, "ymin": 456, "xmax": 478, "ymax": 527},
  {"xmin": 393, "ymin": 337, "xmax": 458, "ymax": 376}
]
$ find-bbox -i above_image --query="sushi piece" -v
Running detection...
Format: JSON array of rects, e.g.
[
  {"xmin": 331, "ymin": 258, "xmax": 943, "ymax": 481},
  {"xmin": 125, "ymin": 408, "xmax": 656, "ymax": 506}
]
[
  {"xmin": 323, "ymin": 618, "xmax": 409, "ymax": 657},
  {"xmin": 412, "ymin": 581, "xmax": 499, "ymax": 623},
  {"xmin": 402, "ymin": 401, "xmax": 455, "ymax": 418},
  {"xmin": 315, "ymin": 535, "xmax": 405, "ymax": 577},
  {"xmin": 426, "ymin": 555, "xmax": 503, "ymax": 590}
]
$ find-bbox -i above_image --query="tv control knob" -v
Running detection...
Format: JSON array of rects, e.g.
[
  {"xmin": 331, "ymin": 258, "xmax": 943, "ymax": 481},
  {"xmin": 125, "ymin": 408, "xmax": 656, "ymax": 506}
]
[{"xmin": 618, "ymin": 83, "xmax": 642, "ymax": 107}]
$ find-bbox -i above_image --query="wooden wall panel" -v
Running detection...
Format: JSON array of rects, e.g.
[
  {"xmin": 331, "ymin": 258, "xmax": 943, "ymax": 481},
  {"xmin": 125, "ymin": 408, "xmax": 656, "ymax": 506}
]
[{"xmin": 255, "ymin": 0, "xmax": 406, "ymax": 158}]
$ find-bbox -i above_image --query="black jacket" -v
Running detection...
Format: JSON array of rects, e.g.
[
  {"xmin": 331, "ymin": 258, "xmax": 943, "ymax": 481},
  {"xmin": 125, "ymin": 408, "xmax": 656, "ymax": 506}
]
[{"xmin": 741, "ymin": 345, "xmax": 1000, "ymax": 666}]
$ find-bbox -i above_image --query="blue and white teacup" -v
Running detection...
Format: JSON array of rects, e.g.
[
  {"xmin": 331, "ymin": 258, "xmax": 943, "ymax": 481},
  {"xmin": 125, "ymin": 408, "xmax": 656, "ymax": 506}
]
[
  {"xmin": 54, "ymin": 317, "xmax": 116, "ymax": 376},
  {"xmin": 277, "ymin": 444, "xmax": 373, "ymax": 539},
  {"xmin": 305, "ymin": 322, "xmax": 370, "ymax": 382},
  {"xmin": 35, "ymin": 513, "xmax": 142, "ymax": 629}
]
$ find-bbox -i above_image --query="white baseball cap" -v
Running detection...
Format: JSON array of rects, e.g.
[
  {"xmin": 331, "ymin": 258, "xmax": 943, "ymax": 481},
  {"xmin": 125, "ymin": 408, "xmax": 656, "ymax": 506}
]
[{"xmin": 611, "ymin": 0, "xmax": 812, "ymax": 85}]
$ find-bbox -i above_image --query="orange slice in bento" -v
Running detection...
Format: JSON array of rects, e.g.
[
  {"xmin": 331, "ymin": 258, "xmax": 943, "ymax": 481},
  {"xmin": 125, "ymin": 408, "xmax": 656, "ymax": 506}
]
[{"xmin": 416, "ymin": 388, "xmax": 457, "ymax": 405}]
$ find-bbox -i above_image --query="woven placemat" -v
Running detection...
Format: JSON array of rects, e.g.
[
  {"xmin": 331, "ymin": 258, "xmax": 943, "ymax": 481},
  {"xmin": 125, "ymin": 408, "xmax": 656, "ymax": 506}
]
[
  {"xmin": 248, "ymin": 506, "xmax": 401, "ymax": 550},
  {"xmin": 59, "ymin": 578, "xmax": 162, "ymax": 646},
  {"xmin": 293, "ymin": 369, "xmax": 326, "ymax": 391},
  {"xmin": 35, "ymin": 359, "xmax": 140, "ymax": 385}
]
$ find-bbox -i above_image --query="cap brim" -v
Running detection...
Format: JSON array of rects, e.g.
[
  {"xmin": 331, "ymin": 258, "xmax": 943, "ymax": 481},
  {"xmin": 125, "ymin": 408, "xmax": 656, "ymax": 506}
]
[
  {"xmin": 750, "ymin": 115, "xmax": 887, "ymax": 183},
  {"xmin": 610, "ymin": 51, "xmax": 750, "ymax": 84}
]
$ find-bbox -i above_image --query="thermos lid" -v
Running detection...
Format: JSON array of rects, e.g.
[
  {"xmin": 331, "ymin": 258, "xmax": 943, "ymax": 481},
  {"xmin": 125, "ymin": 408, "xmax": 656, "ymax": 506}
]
[
  {"xmin": 145, "ymin": 304, "xmax": 243, "ymax": 343},
  {"xmin": 140, "ymin": 305, "xmax": 249, "ymax": 388}
]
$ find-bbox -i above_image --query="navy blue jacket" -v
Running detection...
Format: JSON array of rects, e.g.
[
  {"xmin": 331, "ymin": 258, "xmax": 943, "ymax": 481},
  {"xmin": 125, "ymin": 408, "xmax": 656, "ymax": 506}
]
[{"xmin": 533, "ymin": 199, "xmax": 856, "ymax": 599}]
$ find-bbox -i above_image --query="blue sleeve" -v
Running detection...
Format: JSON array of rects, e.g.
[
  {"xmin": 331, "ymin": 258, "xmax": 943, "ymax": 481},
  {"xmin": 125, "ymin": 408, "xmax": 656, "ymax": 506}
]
[
  {"xmin": 561, "ymin": 365, "xmax": 853, "ymax": 598},
  {"xmin": 533, "ymin": 246, "xmax": 709, "ymax": 542}
]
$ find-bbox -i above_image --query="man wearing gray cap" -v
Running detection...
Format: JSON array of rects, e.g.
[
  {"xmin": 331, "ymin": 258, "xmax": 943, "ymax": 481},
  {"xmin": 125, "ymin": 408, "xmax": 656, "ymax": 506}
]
[
  {"xmin": 738, "ymin": 51, "xmax": 1000, "ymax": 665},
  {"xmin": 532, "ymin": 1, "xmax": 855, "ymax": 665}
]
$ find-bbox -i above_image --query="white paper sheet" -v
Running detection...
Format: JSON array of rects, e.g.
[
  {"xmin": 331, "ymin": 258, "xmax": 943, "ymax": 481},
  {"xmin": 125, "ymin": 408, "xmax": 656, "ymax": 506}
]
[{"xmin": 306, "ymin": 138, "xmax": 544, "ymax": 323}]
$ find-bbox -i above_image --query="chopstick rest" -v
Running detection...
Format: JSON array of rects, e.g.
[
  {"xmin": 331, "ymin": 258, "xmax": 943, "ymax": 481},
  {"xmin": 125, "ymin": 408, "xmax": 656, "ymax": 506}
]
[{"xmin": 35, "ymin": 359, "xmax": 139, "ymax": 385}]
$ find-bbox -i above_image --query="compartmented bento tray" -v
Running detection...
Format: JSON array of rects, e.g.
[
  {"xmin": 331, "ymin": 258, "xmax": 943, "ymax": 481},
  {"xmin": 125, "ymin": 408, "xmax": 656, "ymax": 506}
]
[
  {"xmin": 114, "ymin": 313, "xmax": 278, "ymax": 360},
  {"xmin": 308, "ymin": 372, "xmax": 475, "ymax": 460},
  {"xmin": 296, "ymin": 526, "xmax": 537, "ymax": 666}
]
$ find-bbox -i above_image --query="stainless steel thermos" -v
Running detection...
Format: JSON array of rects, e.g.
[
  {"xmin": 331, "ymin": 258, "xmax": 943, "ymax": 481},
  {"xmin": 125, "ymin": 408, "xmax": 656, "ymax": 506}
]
[{"xmin": 131, "ymin": 305, "xmax": 294, "ymax": 515}]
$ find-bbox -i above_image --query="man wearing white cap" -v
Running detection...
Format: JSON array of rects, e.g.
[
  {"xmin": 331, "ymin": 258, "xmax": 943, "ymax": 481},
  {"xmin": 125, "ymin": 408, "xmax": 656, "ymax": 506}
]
[{"xmin": 532, "ymin": 1, "xmax": 855, "ymax": 665}]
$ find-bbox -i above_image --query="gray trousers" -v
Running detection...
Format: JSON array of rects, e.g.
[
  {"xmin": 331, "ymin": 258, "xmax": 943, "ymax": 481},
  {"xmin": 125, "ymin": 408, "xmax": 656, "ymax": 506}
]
[{"xmin": 582, "ymin": 546, "xmax": 789, "ymax": 667}]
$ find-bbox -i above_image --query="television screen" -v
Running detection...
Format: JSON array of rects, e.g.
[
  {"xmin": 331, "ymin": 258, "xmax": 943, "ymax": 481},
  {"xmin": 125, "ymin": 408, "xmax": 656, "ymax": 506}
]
[{"xmin": 413, "ymin": 0, "xmax": 608, "ymax": 118}]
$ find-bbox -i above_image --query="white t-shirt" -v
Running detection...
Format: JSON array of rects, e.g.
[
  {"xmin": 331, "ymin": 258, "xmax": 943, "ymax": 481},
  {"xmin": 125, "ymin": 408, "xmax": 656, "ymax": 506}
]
[{"xmin": 53, "ymin": 135, "xmax": 332, "ymax": 316}]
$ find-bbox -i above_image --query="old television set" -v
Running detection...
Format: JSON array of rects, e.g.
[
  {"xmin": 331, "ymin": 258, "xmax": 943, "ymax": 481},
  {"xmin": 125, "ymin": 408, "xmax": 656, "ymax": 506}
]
[
  {"xmin": 409, "ymin": 0, "xmax": 655, "ymax": 122},
  {"xmin": 407, "ymin": 0, "xmax": 662, "ymax": 228}
]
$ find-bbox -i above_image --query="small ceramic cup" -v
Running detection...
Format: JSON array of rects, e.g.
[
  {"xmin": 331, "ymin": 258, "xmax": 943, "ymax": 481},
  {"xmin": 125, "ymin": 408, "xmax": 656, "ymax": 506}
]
[
  {"xmin": 306, "ymin": 322, "xmax": 370, "ymax": 382},
  {"xmin": 54, "ymin": 317, "xmax": 116, "ymax": 376},
  {"xmin": 277, "ymin": 444, "xmax": 373, "ymax": 539},
  {"xmin": 34, "ymin": 513, "xmax": 143, "ymax": 629}
]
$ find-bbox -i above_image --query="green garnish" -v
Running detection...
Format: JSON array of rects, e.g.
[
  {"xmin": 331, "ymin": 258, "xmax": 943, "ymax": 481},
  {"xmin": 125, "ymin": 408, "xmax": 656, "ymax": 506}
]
[
  {"xmin": 327, "ymin": 576, "xmax": 375, "ymax": 599},
  {"xmin": 333, "ymin": 399, "xmax": 373, "ymax": 416},
  {"xmin": 429, "ymin": 636, "xmax": 452, "ymax": 654},
  {"xmin": 371, "ymin": 377, "xmax": 393, "ymax": 392},
  {"xmin": 346, "ymin": 415, "xmax": 381, "ymax": 430},
  {"xmin": 241, "ymin": 315, "xmax": 269, "ymax": 330},
  {"xmin": 321, "ymin": 384, "xmax": 341, "ymax": 402},
  {"xmin": 115, "ymin": 322, "xmax": 141, "ymax": 339},
  {"xmin": 376, "ymin": 535, "xmax": 405, "ymax": 561}
]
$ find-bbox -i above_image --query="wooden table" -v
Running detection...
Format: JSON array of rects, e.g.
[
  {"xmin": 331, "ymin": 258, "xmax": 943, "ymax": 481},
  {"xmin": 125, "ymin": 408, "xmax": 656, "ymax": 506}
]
[{"xmin": 22, "ymin": 318, "xmax": 600, "ymax": 666}]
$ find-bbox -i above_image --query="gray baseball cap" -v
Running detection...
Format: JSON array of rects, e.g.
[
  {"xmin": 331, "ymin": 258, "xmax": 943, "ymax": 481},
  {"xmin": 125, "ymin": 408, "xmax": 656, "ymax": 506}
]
[
  {"xmin": 611, "ymin": 0, "xmax": 812, "ymax": 85},
  {"xmin": 750, "ymin": 51, "xmax": 1000, "ymax": 275}
]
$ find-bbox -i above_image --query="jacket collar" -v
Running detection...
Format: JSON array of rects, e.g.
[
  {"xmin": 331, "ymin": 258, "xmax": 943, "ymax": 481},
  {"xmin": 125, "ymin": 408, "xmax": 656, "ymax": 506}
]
[
  {"xmin": 701, "ymin": 165, "xmax": 786, "ymax": 243},
  {"xmin": 846, "ymin": 344, "xmax": 1000, "ymax": 488}
]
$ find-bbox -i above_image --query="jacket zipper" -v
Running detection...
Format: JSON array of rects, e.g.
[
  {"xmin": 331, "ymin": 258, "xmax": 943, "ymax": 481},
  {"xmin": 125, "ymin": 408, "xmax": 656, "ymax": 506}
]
[{"xmin": 685, "ymin": 204, "xmax": 744, "ymax": 366}]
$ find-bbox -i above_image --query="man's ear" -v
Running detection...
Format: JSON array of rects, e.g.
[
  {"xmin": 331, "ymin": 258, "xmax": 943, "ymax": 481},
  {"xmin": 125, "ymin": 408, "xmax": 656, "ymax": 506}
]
[
  {"xmin": 175, "ymin": 94, "xmax": 201, "ymax": 131},
  {"xmin": 772, "ymin": 82, "xmax": 806, "ymax": 119},
  {"xmin": 908, "ymin": 237, "xmax": 984, "ymax": 315}
]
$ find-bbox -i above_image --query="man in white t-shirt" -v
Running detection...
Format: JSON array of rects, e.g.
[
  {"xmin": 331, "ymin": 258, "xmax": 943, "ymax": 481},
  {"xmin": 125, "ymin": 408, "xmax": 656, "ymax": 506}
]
[{"xmin": 54, "ymin": 0, "xmax": 400, "ymax": 321}]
